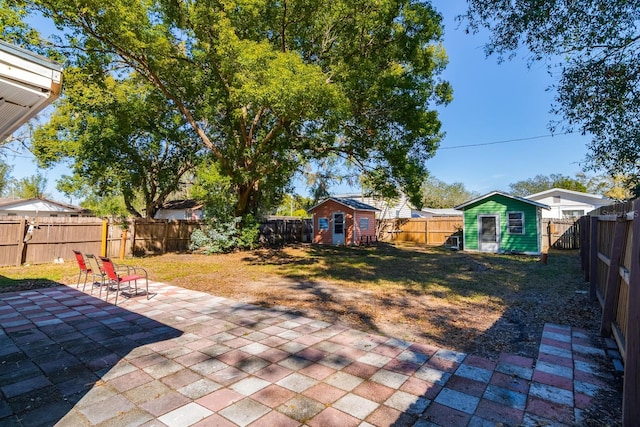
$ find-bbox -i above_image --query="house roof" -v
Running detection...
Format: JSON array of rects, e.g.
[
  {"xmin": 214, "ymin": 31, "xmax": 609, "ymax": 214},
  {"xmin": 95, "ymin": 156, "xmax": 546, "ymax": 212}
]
[
  {"xmin": 308, "ymin": 197, "xmax": 379, "ymax": 212},
  {"xmin": 526, "ymin": 187, "xmax": 612, "ymax": 203},
  {"xmin": 0, "ymin": 197, "xmax": 85, "ymax": 213},
  {"xmin": 0, "ymin": 40, "xmax": 63, "ymax": 142},
  {"xmin": 454, "ymin": 191, "xmax": 551, "ymax": 211},
  {"xmin": 159, "ymin": 199, "xmax": 203, "ymax": 210},
  {"xmin": 413, "ymin": 208, "xmax": 463, "ymax": 216}
]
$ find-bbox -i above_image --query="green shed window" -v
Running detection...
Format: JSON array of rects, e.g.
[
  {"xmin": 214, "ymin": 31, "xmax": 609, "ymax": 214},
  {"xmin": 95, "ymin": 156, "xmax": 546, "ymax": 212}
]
[{"xmin": 508, "ymin": 212, "xmax": 524, "ymax": 234}]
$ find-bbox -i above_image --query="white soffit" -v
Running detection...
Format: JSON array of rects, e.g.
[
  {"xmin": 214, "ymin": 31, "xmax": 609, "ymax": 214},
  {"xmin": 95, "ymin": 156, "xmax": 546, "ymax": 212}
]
[{"xmin": 0, "ymin": 40, "xmax": 63, "ymax": 142}]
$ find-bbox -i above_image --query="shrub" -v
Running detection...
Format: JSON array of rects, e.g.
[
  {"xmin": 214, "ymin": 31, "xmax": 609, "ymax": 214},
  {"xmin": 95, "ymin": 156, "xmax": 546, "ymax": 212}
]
[{"xmin": 190, "ymin": 214, "xmax": 259, "ymax": 254}]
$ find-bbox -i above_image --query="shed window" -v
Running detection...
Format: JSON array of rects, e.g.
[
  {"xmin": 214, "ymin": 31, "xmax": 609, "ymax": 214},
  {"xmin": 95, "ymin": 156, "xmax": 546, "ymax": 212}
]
[
  {"xmin": 318, "ymin": 217, "xmax": 329, "ymax": 230},
  {"xmin": 507, "ymin": 212, "xmax": 524, "ymax": 234},
  {"xmin": 359, "ymin": 218, "xmax": 369, "ymax": 230}
]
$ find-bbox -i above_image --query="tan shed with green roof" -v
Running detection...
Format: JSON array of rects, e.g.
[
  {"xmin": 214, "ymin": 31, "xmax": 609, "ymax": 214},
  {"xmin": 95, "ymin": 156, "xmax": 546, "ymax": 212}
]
[{"xmin": 455, "ymin": 191, "xmax": 550, "ymax": 255}]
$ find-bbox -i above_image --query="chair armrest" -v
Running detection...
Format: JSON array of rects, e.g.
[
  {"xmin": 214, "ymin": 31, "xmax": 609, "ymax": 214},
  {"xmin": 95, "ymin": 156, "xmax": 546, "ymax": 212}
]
[
  {"xmin": 113, "ymin": 263, "xmax": 132, "ymax": 275},
  {"xmin": 129, "ymin": 266, "xmax": 148, "ymax": 279}
]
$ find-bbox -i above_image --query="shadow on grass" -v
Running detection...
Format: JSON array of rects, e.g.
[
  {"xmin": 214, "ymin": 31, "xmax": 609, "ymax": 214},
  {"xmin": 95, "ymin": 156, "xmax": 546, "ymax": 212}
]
[
  {"xmin": 242, "ymin": 244, "xmax": 592, "ymax": 358},
  {"xmin": 0, "ymin": 275, "xmax": 62, "ymax": 294},
  {"xmin": 0, "ymin": 283, "xmax": 181, "ymax": 426}
]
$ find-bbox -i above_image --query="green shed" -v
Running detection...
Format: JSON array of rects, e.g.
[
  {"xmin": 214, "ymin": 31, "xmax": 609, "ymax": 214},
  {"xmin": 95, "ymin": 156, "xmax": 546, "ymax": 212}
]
[{"xmin": 455, "ymin": 191, "xmax": 550, "ymax": 255}]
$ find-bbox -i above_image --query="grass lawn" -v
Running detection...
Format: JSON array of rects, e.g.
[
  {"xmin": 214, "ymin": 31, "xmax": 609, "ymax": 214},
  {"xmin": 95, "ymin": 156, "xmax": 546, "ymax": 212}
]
[{"xmin": 0, "ymin": 243, "xmax": 598, "ymax": 359}]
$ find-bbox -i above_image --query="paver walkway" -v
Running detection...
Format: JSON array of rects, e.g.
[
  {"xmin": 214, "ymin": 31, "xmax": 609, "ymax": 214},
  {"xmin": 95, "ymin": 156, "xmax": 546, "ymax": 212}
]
[{"xmin": 0, "ymin": 282, "xmax": 618, "ymax": 426}]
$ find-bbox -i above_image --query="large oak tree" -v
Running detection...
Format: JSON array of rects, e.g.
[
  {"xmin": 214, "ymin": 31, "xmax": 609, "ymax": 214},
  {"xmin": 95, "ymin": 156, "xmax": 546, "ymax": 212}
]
[{"xmin": 10, "ymin": 0, "xmax": 452, "ymax": 216}]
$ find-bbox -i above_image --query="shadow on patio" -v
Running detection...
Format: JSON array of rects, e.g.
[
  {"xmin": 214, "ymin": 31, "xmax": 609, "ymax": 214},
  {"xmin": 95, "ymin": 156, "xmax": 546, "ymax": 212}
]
[{"xmin": 0, "ymin": 282, "xmax": 181, "ymax": 426}]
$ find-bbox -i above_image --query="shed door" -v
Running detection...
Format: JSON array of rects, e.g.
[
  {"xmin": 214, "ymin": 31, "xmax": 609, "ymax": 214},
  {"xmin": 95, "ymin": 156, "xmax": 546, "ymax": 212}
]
[
  {"xmin": 332, "ymin": 213, "xmax": 345, "ymax": 245},
  {"xmin": 479, "ymin": 215, "xmax": 499, "ymax": 252}
]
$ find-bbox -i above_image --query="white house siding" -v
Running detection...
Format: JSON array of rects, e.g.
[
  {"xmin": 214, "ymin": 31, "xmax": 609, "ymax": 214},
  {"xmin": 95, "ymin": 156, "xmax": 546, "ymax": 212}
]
[
  {"xmin": 526, "ymin": 189, "xmax": 613, "ymax": 219},
  {"xmin": 0, "ymin": 199, "xmax": 84, "ymax": 217},
  {"xmin": 334, "ymin": 193, "xmax": 413, "ymax": 219},
  {"xmin": 533, "ymin": 196, "xmax": 593, "ymax": 219},
  {"xmin": 155, "ymin": 209, "xmax": 203, "ymax": 220}
]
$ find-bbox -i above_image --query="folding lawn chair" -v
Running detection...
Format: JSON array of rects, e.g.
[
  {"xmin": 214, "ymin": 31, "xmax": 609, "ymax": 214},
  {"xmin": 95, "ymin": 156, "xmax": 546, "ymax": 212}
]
[
  {"xmin": 99, "ymin": 256, "xmax": 149, "ymax": 305},
  {"xmin": 84, "ymin": 253, "xmax": 132, "ymax": 297},
  {"xmin": 72, "ymin": 250, "xmax": 92, "ymax": 291}
]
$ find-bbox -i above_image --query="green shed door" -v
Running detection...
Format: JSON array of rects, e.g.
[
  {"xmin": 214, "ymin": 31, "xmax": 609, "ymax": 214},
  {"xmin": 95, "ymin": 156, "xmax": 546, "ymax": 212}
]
[{"xmin": 479, "ymin": 215, "xmax": 500, "ymax": 252}]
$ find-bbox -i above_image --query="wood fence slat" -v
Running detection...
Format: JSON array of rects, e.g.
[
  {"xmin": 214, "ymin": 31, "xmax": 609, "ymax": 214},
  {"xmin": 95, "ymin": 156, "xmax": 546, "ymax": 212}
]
[
  {"xmin": 601, "ymin": 218, "xmax": 626, "ymax": 336},
  {"xmin": 15, "ymin": 218, "xmax": 26, "ymax": 266},
  {"xmin": 590, "ymin": 216, "xmax": 599, "ymax": 301},
  {"xmin": 623, "ymin": 199, "xmax": 640, "ymax": 426}
]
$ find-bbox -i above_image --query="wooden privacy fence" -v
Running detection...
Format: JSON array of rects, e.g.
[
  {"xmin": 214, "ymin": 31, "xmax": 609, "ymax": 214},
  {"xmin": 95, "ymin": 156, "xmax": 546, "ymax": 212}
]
[
  {"xmin": 579, "ymin": 199, "xmax": 639, "ymax": 426},
  {"xmin": 259, "ymin": 218, "xmax": 313, "ymax": 246},
  {"xmin": 378, "ymin": 217, "xmax": 463, "ymax": 246},
  {"xmin": 0, "ymin": 216, "xmax": 122, "ymax": 267},
  {"xmin": 377, "ymin": 217, "xmax": 580, "ymax": 250},
  {"xmin": 541, "ymin": 218, "xmax": 581, "ymax": 251},
  {"xmin": 0, "ymin": 217, "xmax": 318, "ymax": 267}
]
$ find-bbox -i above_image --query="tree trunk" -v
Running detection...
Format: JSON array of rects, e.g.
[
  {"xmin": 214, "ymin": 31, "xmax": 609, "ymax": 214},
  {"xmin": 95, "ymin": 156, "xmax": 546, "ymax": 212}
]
[{"xmin": 235, "ymin": 182, "xmax": 259, "ymax": 217}]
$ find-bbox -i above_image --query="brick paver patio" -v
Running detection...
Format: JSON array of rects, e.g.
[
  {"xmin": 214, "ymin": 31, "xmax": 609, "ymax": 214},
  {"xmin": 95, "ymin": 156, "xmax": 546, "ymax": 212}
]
[{"xmin": 0, "ymin": 282, "xmax": 619, "ymax": 426}]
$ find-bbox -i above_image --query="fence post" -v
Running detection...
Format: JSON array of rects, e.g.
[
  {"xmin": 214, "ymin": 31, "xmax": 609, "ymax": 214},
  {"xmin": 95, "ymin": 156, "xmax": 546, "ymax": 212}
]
[
  {"xmin": 424, "ymin": 219, "xmax": 428, "ymax": 245},
  {"xmin": 600, "ymin": 217, "xmax": 626, "ymax": 336},
  {"xmin": 162, "ymin": 220, "xmax": 169, "ymax": 254},
  {"xmin": 580, "ymin": 216, "xmax": 589, "ymax": 281},
  {"xmin": 623, "ymin": 199, "xmax": 640, "ymax": 426},
  {"xmin": 120, "ymin": 229, "xmax": 127, "ymax": 260},
  {"xmin": 15, "ymin": 218, "xmax": 27, "ymax": 266},
  {"xmin": 101, "ymin": 218, "xmax": 108, "ymax": 257},
  {"xmin": 589, "ymin": 216, "xmax": 599, "ymax": 301},
  {"xmin": 132, "ymin": 219, "xmax": 137, "ymax": 256}
]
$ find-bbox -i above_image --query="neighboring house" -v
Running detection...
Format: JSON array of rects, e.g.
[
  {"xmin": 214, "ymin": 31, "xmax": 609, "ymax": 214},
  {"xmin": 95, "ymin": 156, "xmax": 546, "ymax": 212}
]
[
  {"xmin": 0, "ymin": 40, "xmax": 63, "ymax": 142},
  {"xmin": 411, "ymin": 208, "xmax": 463, "ymax": 218},
  {"xmin": 455, "ymin": 191, "xmax": 550, "ymax": 255},
  {"xmin": 0, "ymin": 198, "xmax": 88, "ymax": 217},
  {"xmin": 525, "ymin": 188, "xmax": 613, "ymax": 219},
  {"xmin": 154, "ymin": 200, "xmax": 204, "ymax": 220},
  {"xmin": 334, "ymin": 193, "xmax": 413, "ymax": 219},
  {"xmin": 308, "ymin": 197, "xmax": 378, "ymax": 245}
]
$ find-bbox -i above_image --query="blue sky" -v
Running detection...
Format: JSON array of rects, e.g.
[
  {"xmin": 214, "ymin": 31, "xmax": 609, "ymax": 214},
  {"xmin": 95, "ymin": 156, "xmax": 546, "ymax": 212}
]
[
  {"xmin": 6, "ymin": 1, "xmax": 591, "ymax": 202},
  {"xmin": 425, "ymin": 1, "xmax": 589, "ymax": 195}
]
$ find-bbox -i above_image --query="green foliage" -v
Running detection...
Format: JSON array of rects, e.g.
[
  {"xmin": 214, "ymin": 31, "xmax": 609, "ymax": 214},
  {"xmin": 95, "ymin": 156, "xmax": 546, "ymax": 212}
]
[
  {"xmin": 274, "ymin": 194, "xmax": 313, "ymax": 217},
  {"xmin": 422, "ymin": 176, "xmax": 477, "ymax": 208},
  {"xmin": 21, "ymin": 0, "xmax": 452, "ymax": 217},
  {"xmin": 0, "ymin": 160, "xmax": 12, "ymax": 197},
  {"xmin": 189, "ymin": 158, "xmax": 235, "ymax": 219},
  {"xmin": 463, "ymin": 0, "xmax": 640, "ymax": 195},
  {"xmin": 31, "ymin": 68, "xmax": 203, "ymax": 218},
  {"xmin": 56, "ymin": 174, "xmax": 134, "ymax": 219},
  {"xmin": 577, "ymin": 172, "xmax": 633, "ymax": 201},
  {"xmin": 190, "ymin": 214, "xmax": 259, "ymax": 254},
  {"xmin": 0, "ymin": 1, "xmax": 41, "ymax": 48},
  {"xmin": 508, "ymin": 173, "xmax": 587, "ymax": 197},
  {"xmin": 188, "ymin": 159, "xmax": 259, "ymax": 252},
  {"xmin": 7, "ymin": 173, "xmax": 48, "ymax": 199}
]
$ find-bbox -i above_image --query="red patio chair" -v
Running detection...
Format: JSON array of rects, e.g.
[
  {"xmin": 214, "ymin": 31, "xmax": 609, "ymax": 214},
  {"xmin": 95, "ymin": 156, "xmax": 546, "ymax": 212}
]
[
  {"xmin": 72, "ymin": 250, "xmax": 92, "ymax": 291},
  {"xmin": 99, "ymin": 256, "xmax": 149, "ymax": 305},
  {"xmin": 85, "ymin": 254, "xmax": 132, "ymax": 298}
]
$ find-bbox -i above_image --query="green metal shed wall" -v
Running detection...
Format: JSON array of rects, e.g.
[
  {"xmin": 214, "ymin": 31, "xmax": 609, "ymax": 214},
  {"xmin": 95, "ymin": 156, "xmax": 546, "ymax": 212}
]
[{"xmin": 463, "ymin": 194, "xmax": 541, "ymax": 254}]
